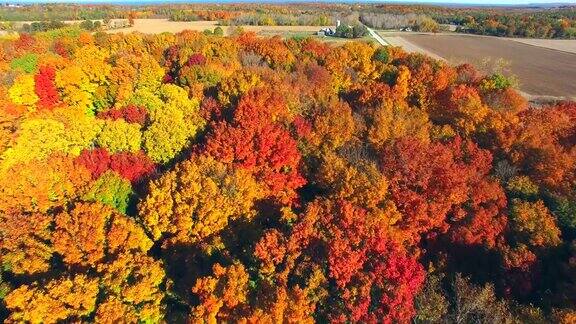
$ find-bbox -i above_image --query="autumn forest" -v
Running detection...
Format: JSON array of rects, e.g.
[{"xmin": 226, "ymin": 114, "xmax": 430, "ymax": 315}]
[{"xmin": 0, "ymin": 21, "xmax": 575, "ymax": 324}]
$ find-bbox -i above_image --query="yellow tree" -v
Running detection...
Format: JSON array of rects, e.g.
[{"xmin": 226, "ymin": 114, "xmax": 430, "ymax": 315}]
[
  {"xmin": 3, "ymin": 201, "xmax": 165, "ymax": 322},
  {"xmin": 1, "ymin": 107, "xmax": 101, "ymax": 169},
  {"xmin": 324, "ymin": 42, "xmax": 377, "ymax": 91},
  {"xmin": 308, "ymin": 99, "xmax": 355, "ymax": 151},
  {"xmin": 142, "ymin": 84, "xmax": 205, "ymax": 164},
  {"xmin": 315, "ymin": 152, "xmax": 391, "ymax": 212},
  {"xmin": 97, "ymin": 253, "xmax": 166, "ymax": 323},
  {"xmin": 0, "ymin": 212, "xmax": 53, "ymax": 274},
  {"xmin": 367, "ymin": 100, "xmax": 431, "ymax": 150},
  {"xmin": 49, "ymin": 105, "xmax": 103, "ymax": 155},
  {"xmin": 217, "ymin": 70, "xmax": 261, "ymax": 106},
  {"xmin": 4, "ymin": 274, "xmax": 99, "ymax": 324},
  {"xmin": 73, "ymin": 45, "xmax": 112, "ymax": 86},
  {"xmin": 55, "ymin": 65, "xmax": 98, "ymax": 111},
  {"xmin": 53, "ymin": 45, "xmax": 110, "ymax": 112},
  {"xmin": 0, "ymin": 155, "xmax": 91, "ymax": 213},
  {"xmin": 138, "ymin": 155, "xmax": 262, "ymax": 246},
  {"xmin": 509, "ymin": 200, "xmax": 562, "ymax": 248},
  {"xmin": 97, "ymin": 119, "xmax": 142, "ymax": 153},
  {"xmin": 53, "ymin": 202, "xmax": 153, "ymax": 268},
  {"xmin": 1, "ymin": 118, "xmax": 69, "ymax": 169},
  {"xmin": 108, "ymin": 53, "xmax": 165, "ymax": 105},
  {"xmin": 8, "ymin": 74, "xmax": 38, "ymax": 109}
]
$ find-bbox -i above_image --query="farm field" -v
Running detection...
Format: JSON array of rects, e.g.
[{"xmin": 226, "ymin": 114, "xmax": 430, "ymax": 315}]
[
  {"xmin": 379, "ymin": 35, "xmax": 444, "ymax": 61},
  {"xmin": 379, "ymin": 30, "xmax": 576, "ymax": 54},
  {"xmin": 396, "ymin": 34, "xmax": 576, "ymax": 99},
  {"xmin": 106, "ymin": 18, "xmax": 329, "ymax": 35},
  {"xmin": 105, "ymin": 19, "xmax": 220, "ymax": 34},
  {"xmin": 511, "ymin": 38, "xmax": 576, "ymax": 54}
]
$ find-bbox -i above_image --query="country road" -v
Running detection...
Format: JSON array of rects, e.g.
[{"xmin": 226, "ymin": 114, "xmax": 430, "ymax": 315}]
[{"xmin": 367, "ymin": 28, "xmax": 389, "ymax": 46}]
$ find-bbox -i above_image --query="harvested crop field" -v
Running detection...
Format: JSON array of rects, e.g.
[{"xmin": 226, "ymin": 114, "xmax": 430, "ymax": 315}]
[
  {"xmin": 402, "ymin": 34, "xmax": 576, "ymax": 98},
  {"xmin": 107, "ymin": 19, "xmax": 328, "ymax": 36},
  {"xmin": 106, "ymin": 19, "xmax": 220, "ymax": 34},
  {"xmin": 381, "ymin": 36, "xmax": 444, "ymax": 61},
  {"xmin": 511, "ymin": 38, "xmax": 576, "ymax": 54}
]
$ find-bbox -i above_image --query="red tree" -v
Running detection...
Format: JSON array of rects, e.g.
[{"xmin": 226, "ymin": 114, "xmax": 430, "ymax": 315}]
[
  {"xmin": 76, "ymin": 148, "xmax": 111, "ymax": 179},
  {"xmin": 109, "ymin": 151, "xmax": 156, "ymax": 184},
  {"xmin": 204, "ymin": 87, "xmax": 305, "ymax": 204},
  {"xmin": 284, "ymin": 200, "xmax": 426, "ymax": 323},
  {"xmin": 76, "ymin": 149, "xmax": 155, "ymax": 184},
  {"xmin": 380, "ymin": 137, "xmax": 506, "ymax": 244},
  {"xmin": 204, "ymin": 122, "xmax": 305, "ymax": 204},
  {"xmin": 186, "ymin": 53, "xmax": 206, "ymax": 66},
  {"xmin": 34, "ymin": 66, "xmax": 60, "ymax": 110},
  {"xmin": 97, "ymin": 105, "xmax": 148, "ymax": 125}
]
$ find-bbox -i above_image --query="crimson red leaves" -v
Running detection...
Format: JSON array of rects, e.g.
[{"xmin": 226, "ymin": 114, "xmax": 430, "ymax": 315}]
[
  {"xmin": 97, "ymin": 105, "xmax": 148, "ymax": 125},
  {"xmin": 76, "ymin": 148, "xmax": 155, "ymax": 183},
  {"xmin": 34, "ymin": 66, "xmax": 60, "ymax": 110}
]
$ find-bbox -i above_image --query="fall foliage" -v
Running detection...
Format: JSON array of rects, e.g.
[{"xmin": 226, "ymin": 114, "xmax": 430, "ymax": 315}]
[{"xmin": 0, "ymin": 25, "xmax": 574, "ymax": 323}]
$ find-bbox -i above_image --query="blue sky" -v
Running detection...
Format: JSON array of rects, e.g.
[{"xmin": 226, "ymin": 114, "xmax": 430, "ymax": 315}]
[{"xmin": 5, "ymin": 0, "xmax": 576, "ymax": 4}]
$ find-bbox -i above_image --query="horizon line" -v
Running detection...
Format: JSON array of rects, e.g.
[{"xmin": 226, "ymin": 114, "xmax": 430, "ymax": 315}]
[{"xmin": 3, "ymin": 0, "xmax": 576, "ymax": 6}]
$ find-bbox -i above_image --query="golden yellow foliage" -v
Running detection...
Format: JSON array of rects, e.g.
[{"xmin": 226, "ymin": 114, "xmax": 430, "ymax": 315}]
[
  {"xmin": 95, "ymin": 296, "xmax": 139, "ymax": 324},
  {"xmin": 393, "ymin": 65, "xmax": 411, "ymax": 100},
  {"xmin": 368, "ymin": 100, "xmax": 431, "ymax": 149},
  {"xmin": 8, "ymin": 74, "xmax": 38, "ymax": 109},
  {"xmin": 73, "ymin": 45, "xmax": 111, "ymax": 85},
  {"xmin": 53, "ymin": 203, "xmax": 111, "ymax": 267},
  {"xmin": 143, "ymin": 84, "xmax": 204, "ymax": 163},
  {"xmin": 1, "ymin": 118, "xmax": 68, "ymax": 168},
  {"xmin": 49, "ymin": 106, "xmax": 103, "ymax": 155},
  {"xmin": 53, "ymin": 202, "xmax": 153, "ymax": 267},
  {"xmin": 316, "ymin": 152, "xmax": 389, "ymax": 211},
  {"xmin": 510, "ymin": 199, "xmax": 562, "ymax": 248},
  {"xmin": 0, "ymin": 155, "xmax": 91, "ymax": 213},
  {"xmin": 4, "ymin": 274, "xmax": 99, "ymax": 324},
  {"xmin": 108, "ymin": 53, "xmax": 165, "ymax": 105},
  {"xmin": 324, "ymin": 42, "xmax": 378, "ymax": 91},
  {"xmin": 217, "ymin": 70, "xmax": 261, "ymax": 106},
  {"xmin": 98, "ymin": 253, "xmax": 165, "ymax": 322},
  {"xmin": 97, "ymin": 119, "xmax": 142, "ymax": 153},
  {"xmin": 1, "ymin": 108, "xmax": 101, "ymax": 169},
  {"xmin": 0, "ymin": 212, "xmax": 53, "ymax": 274},
  {"xmin": 139, "ymin": 155, "xmax": 262, "ymax": 246},
  {"xmin": 308, "ymin": 99, "xmax": 355, "ymax": 151},
  {"xmin": 55, "ymin": 65, "xmax": 97, "ymax": 111}
]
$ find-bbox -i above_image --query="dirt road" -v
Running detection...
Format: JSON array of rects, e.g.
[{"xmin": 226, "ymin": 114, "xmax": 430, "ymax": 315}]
[{"xmin": 367, "ymin": 27, "xmax": 389, "ymax": 46}]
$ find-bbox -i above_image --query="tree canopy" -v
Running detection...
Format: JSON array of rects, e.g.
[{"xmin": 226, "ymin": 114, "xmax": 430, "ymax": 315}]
[{"xmin": 0, "ymin": 26, "xmax": 574, "ymax": 323}]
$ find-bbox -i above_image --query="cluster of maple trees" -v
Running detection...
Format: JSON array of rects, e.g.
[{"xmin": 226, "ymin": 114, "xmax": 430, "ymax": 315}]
[{"xmin": 0, "ymin": 28, "xmax": 574, "ymax": 323}]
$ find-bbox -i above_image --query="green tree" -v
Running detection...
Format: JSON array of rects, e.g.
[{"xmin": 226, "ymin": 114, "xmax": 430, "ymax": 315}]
[{"xmin": 83, "ymin": 171, "xmax": 133, "ymax": 213}]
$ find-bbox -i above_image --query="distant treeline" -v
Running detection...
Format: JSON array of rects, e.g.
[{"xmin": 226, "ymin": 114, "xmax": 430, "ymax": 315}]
[
  {"xmin": 221, "ymin": 13, "xmax": 332, "ymax": 27},
  {"xmin": 0, "ymin": 5, "xmax": 126, "ymax": 21},
  {"xmin": 360, "ymin": 13, "xmax": 441, "ymax": 32},
  {"xmin": 361, "ymin": 5, "xmax": 576, "ymax": 38},
  {"xmin": 449, "ymin": 12, "xmax": 576, "ymax": 38},
  {"xmin": 2, "ymin": 3, "xmax": 575, "ymax": 39},
  {"xmin": 19, "ymin": 20, "xmax": 104, "ymax": 33}
]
